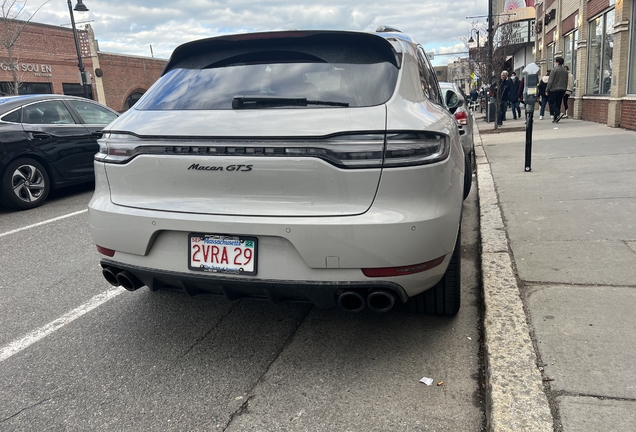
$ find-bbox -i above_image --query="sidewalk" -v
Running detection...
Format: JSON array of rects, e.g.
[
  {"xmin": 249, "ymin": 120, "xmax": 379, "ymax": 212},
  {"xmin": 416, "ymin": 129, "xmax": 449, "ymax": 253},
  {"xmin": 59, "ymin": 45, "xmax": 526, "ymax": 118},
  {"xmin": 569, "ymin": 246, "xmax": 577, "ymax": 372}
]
[{"xmin": 475, "ymin": 114, "xmax": 636, "ymax": 431}]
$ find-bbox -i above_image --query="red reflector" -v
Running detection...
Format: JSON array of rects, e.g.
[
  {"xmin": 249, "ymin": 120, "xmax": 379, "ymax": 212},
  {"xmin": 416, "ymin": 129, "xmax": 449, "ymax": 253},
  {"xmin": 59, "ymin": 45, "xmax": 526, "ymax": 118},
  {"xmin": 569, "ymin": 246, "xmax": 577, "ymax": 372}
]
[
  {"xmin": 454, "ymin": 110, "xmax": 468, "ymax": 125},
  {"xmin": 96, "ymin": 245, "xmax": 116, "ymax": 257},
  {"xmin": 362, "ymin": 255, "xmax": 446, "ymax": 278}
]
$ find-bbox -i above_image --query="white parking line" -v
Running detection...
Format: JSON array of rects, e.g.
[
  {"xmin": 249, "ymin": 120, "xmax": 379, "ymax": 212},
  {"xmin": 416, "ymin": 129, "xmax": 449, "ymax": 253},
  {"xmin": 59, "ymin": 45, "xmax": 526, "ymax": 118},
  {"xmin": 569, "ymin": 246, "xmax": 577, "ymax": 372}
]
[
  {"xmin": 0, "ymin": 209, "xmax": 88, "ymax": 239},
  {"xmin": 0, "ymin": 287, "xmax": 124, "ymax": 363}
]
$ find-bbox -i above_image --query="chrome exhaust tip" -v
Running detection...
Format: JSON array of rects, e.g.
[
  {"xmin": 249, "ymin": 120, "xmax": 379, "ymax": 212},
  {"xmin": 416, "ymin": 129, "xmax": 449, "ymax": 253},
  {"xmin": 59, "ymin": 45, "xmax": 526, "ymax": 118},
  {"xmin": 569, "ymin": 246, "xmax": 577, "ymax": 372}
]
[
  {"xmin": 102, "ymin": 267, "xmax": 121, "ymax": 286},
  {"xmin": 337, "ymin": 291, "xmax": 365, "ymax": 313},
  {"xmin": 115, "ymin": 270, "xmax": 144, "ymax": 291},
  {"xmin": 367, "ymin": 290, "xmax": 395, "ymax": 313}
]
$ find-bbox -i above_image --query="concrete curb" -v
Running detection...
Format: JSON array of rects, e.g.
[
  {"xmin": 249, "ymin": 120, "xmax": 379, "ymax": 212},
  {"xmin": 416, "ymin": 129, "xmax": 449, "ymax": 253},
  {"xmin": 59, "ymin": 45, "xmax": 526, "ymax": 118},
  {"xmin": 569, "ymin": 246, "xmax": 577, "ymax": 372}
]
[{"xmin": 474, "ymin": 125, "xmax": 554, "ymax": 431}]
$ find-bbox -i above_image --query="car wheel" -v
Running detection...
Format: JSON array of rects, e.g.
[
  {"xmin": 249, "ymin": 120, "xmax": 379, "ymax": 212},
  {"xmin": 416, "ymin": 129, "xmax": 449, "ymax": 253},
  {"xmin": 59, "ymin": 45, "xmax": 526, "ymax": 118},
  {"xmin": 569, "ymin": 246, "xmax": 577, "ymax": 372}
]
[
  {"xmin": 408, "ymin": 228, "xmax": 461, "ymax": 316},
  {"xmin": 463, "ymin": 152, "xmax": 472, "ymax": 200},
  {"xmin": 0, "ymin": 158, "xmax": 50, "ymax": 210}
]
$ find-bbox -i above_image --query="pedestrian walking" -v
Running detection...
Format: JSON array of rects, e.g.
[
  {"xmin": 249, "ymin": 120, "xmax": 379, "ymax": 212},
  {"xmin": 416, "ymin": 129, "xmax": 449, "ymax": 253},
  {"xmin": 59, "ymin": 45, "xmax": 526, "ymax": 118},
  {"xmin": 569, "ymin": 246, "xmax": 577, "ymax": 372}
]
[
  {"xmin": 563, "ymin": 66, "xmax": 574, "ymax": 118},
  {"xmin": 508, "ymin": 72, "xmax": 521, "ymax": 119},
  {"xmin": 538, "ymin": 70, "xmax": 550, "ymax": 120},
  {"xmin": 470, "ymin": 87, "xmax": 478, "ymax": 111},
  {"xmin": 496, "ymin": 71, "xmax": 510, "ymax": 126},
  {"xmin": 546, "ymin": 56, "xmax": 568, "ymax": 123}
]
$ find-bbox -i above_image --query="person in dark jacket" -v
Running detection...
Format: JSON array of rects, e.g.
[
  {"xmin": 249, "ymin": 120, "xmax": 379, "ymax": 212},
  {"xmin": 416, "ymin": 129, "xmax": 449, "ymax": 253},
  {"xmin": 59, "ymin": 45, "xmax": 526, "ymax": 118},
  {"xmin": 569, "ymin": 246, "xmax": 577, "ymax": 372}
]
[
  {"xmin": 496, "ymin": 70, "xmax": 510, "ymax": 126},
  {"xmin": 508, "ymin": 72, "xmax": 521, "ymax": 119},
  {"xmin": 546, "ymin": 56, "xmax": 569, "ymax": 122}
]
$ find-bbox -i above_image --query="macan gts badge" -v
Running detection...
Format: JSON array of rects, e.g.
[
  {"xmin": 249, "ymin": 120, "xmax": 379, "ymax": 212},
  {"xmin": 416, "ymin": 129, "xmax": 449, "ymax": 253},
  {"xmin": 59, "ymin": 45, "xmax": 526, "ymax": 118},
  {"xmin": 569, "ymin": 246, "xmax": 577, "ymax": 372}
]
[
  {"xmin": 89, "ymin": 28, "xmax": 468, "ymax": 316},
  {"xmin": 187, "ymin": 163, "xmax": 253, "ymax": 172}
]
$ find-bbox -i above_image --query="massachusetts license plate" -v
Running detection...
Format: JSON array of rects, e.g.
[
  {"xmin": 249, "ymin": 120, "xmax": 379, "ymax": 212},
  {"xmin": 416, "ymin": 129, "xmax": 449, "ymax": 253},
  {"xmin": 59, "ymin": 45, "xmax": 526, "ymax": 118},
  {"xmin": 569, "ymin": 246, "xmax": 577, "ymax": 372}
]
[{"xmin": 188, "ymin": 233, "xmax": 257, "ymax": 275}]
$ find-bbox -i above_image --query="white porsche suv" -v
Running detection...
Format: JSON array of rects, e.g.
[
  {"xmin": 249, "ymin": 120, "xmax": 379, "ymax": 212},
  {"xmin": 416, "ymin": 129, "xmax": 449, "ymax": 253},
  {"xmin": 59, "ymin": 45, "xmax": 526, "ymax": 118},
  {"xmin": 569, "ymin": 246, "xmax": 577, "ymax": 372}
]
[{"xmin": 88, "ymin": 28, "xmax": 467, "ymax": 315}]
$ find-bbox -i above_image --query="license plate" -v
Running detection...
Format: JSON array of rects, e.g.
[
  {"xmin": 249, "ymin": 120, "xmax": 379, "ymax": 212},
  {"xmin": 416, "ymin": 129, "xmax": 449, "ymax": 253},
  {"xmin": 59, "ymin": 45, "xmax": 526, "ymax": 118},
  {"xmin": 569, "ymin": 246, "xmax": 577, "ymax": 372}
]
[{"xmin": 189, "ymin": 233, "xmax": 257, "ymax": 275}]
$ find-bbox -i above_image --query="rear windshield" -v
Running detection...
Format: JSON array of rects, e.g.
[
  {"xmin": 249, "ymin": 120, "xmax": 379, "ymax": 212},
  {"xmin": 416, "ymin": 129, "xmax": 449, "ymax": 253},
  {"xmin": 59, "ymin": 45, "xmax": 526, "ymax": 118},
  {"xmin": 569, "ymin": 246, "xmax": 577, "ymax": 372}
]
[{"xmin": 135, "ymin": 35, "xmax": 399, "ymax": 110}]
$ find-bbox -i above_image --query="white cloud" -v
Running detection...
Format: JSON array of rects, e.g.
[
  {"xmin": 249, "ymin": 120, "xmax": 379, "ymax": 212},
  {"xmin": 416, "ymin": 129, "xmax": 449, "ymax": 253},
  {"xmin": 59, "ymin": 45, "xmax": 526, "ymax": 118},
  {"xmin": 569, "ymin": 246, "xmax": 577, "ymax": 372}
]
[{"xmin": 29, "ymin": 0, "xmax": 487, "ymax": 59}]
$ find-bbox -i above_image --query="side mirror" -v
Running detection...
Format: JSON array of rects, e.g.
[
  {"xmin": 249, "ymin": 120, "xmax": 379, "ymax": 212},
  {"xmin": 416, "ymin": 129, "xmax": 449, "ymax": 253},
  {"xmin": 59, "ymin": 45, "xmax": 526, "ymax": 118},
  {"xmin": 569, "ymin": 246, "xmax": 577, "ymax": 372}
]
[{"xmin": 445, "ymin": 90, "xmax": 461, "ymax": 111}]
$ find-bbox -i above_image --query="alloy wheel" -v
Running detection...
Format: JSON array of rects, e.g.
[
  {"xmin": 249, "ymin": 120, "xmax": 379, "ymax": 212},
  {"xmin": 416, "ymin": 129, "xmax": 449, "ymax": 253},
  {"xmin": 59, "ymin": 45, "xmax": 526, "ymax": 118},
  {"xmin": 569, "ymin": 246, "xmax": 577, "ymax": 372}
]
[{"xmin": 11, "ymin": 164, "xmax": 46, "ymax": 203}]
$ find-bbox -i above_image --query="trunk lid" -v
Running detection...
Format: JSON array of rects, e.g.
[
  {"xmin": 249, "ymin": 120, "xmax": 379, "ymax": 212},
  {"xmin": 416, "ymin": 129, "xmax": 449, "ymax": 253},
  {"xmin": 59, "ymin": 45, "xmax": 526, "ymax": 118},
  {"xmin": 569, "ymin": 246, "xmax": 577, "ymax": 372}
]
[{"xmin": 103, "ymin": 107, "xmax": 386, "ymax": 217}]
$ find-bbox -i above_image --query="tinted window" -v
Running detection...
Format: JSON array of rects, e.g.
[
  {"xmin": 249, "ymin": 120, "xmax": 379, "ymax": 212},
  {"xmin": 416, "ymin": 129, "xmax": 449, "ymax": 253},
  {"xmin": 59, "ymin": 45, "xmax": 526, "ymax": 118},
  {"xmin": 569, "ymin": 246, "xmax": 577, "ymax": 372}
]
[
  {"xmin": 417, "ymin": 47, "xmax": 442, "ymax": 105},
  {"xmin": 67, "ymin": 100, "xmax": 118, "ymax": 124},
  {"xmin": 1, "ymin": 109, "xmax": 20, "ymax": 123},
  {"xmin": 136, "ymin": 48, "xmax": 398, "ymax": 110},
  {"xmin": 23, "ymin": 100, "xmax": 76, "ymax": 124}
]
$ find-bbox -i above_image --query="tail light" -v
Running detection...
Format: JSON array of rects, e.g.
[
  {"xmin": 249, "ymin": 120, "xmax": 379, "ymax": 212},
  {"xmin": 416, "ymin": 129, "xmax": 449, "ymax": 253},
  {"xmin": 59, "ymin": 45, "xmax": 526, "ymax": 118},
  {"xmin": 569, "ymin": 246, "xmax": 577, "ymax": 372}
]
[
  {"xmin": 362, "ymin": 255, "xmax": 446, "ymax": 277},
  {"xmin": 96, "ymin": 245, "xmax": 116, "ymax": 257},
  {"xmin": 454, "ymin": 109, "xmax": 468, "ymax": 125},
  {"xmin": 95, "ymin": 131, "xmax": 449, "ymax": 168}
]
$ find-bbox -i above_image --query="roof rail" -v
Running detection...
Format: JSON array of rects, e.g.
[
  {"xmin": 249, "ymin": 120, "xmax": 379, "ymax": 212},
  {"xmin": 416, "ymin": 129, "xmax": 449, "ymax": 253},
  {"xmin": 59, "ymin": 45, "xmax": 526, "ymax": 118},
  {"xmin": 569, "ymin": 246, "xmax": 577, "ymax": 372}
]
[{"xmin": 376, "ymin": 25, "xmax": 402, "ymax": 33}]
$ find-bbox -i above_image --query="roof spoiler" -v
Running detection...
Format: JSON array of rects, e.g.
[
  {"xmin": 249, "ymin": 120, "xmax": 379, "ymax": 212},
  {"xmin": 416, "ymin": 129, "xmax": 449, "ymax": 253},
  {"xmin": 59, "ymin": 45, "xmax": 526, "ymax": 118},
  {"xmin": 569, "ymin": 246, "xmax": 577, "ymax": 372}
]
[{"xmin": 376, "ymin": 25, "xmax": 402, "ymax": 33}]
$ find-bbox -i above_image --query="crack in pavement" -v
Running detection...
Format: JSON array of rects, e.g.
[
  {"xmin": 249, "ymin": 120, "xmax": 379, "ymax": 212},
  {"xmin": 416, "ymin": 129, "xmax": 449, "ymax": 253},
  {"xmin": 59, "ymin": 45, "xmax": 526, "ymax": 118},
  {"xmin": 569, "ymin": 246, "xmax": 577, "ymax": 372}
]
[
  {"xmin": 179, "ymin": 300, "xmax": 243, "ymax": 359},
  {"xmin": 1, "ymin": 397, "xmax": 55, "ymax": 423},
  {"xmin": 553, "ymin": 391, "xmax": 636, "ymax": 403},
  {"xmin": 221, "ymin": 305, "xmax": 312, "ymax": 432}
]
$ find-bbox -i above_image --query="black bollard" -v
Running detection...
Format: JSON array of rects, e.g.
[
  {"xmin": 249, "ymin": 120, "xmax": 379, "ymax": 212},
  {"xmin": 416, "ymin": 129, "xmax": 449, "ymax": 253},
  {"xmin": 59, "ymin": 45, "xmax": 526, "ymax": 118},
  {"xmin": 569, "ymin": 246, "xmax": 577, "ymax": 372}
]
[
  {"xmin": 525, "ymin": 108, "xmax": 533, "ymax": 172},
  {"xmin": 521, "ymin": 63, "xmax": 539, "ymax": 172}
]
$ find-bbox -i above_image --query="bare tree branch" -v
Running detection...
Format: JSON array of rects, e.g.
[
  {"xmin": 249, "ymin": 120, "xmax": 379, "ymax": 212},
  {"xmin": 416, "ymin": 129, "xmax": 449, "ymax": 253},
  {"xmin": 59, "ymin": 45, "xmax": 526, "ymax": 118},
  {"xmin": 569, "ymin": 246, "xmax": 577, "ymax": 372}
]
[{"xmin": 0, "ymin": 0, "xmax": 51, "ymax": 95}]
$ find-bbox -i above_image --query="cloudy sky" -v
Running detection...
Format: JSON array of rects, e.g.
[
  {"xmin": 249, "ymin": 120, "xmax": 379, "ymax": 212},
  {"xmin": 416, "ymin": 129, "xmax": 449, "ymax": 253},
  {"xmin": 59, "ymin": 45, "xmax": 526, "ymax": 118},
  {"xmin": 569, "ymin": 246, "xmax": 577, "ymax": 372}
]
[{"xmin": 26, "ymin": 0, "xmax": 488, "ymax": 66}]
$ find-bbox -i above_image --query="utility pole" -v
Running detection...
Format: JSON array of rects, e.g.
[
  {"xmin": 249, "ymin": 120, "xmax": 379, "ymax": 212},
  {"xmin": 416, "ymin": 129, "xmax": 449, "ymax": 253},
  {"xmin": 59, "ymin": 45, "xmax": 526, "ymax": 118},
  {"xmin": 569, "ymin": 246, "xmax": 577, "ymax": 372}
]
[
  {"xmin": 68, "ymin": 0, "xmax": 91, "ymax": 99},
  {"xmin": 487, "ymin": 0, "xmax": 493, "ymax": 88}
]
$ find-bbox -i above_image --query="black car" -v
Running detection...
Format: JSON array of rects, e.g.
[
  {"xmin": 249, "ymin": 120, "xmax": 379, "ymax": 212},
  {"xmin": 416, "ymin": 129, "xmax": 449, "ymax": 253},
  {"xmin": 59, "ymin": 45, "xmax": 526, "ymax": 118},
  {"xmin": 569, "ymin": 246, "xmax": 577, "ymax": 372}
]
[{"xmin": 0, "ymin": 94, "xmax": 119, "ymax": 210}]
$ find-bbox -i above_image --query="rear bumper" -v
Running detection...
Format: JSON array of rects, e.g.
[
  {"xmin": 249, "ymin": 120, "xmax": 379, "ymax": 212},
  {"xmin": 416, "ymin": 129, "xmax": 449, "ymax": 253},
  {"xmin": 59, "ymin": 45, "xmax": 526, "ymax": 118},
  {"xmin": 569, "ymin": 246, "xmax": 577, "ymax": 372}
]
[
  {"xmin": 101, "ymin": 259, "xmax": 409, "ymax": 308},
  {"xmin": 89, "ymin": 157, "xmax": 463, "ymax": 299}
]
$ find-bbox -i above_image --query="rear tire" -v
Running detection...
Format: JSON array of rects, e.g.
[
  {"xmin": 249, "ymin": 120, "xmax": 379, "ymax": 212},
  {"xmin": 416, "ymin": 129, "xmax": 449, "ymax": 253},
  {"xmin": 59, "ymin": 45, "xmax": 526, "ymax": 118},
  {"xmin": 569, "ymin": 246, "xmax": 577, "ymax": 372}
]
[
  {"xmin": 409, "ymin": 228, "xmax": 461, "ymax": 316},
  {"xmin": 0, "ymin": 158, "xmax": 50, "ymax": 210},
  {"xmin": 463, "ymin": 152, "xmax": 472, "ymax": 200}
]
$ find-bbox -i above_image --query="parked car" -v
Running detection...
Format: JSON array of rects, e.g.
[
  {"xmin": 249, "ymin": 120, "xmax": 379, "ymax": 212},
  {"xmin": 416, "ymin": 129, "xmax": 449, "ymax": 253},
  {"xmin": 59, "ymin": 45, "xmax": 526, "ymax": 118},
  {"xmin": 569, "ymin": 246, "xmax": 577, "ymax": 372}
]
[
  {"xmin": 0, "ymin": 94, "xmax": 119, "ymax": 210},
  {"xmin": 89, "ymin": 28, "xmax": 467, "ymax": 315},
  {"xmin": 439, "ymin": 82, "xmax": 474, "ymax": 198}
]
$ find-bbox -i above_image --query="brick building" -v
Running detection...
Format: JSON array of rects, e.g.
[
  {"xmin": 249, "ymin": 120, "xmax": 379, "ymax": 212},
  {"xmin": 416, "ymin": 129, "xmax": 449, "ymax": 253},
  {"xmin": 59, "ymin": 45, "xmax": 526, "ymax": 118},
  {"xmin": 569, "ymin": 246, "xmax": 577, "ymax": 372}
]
[
  {"xmin": 0, "ymin": 20, "xmax": 167, "ymax": 112},
  {"xmin": 533, "ymin": 0, "xmax": 636, "ymax": 129}
]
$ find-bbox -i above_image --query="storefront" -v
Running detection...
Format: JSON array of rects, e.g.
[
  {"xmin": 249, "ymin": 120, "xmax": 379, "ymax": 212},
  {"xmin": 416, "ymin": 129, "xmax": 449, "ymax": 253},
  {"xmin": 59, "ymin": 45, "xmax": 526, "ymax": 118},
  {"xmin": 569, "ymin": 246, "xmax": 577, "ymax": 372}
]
[
  {"xmin": 0, "ymin": 20, "xmax": 167, "ymax": 112},
  {"xmin": 534, "ymin": 0, "xmax": 636, "ymax": 130}
]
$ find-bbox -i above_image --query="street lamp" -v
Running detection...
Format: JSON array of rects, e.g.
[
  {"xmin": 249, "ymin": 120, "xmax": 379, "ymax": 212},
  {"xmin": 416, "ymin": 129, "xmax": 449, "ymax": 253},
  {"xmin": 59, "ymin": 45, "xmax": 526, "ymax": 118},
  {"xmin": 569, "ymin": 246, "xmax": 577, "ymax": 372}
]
[
  {"xmin": 67, "ymin": 0, "xmax": 91, "ymax": 99},
  {"xmin": 468, "ymin": 29, "xmax": 480, "ymax": 48},
  {"xmin": 468, "ymin": 29, "xmax": 481, "ymax": 89}
]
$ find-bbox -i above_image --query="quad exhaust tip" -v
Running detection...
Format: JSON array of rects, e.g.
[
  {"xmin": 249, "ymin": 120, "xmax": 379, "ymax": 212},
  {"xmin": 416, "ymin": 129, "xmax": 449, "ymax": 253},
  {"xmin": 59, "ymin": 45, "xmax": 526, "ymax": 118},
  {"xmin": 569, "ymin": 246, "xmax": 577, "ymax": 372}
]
[
  {"xmin": 102, "ymin": 267, "xmax": 144, "ymax": 291},
  {"xmin": 337, "ymin": 291, "xmax": 366, "ymax": 313},
  {"xmin": 367, "ymin": 290, "xmax": 395, "ymax": 313},
  {"xmin": 337, "ymin": 289, "xmax": 396, "ymax": 313},
  {"xmin": 102, "ymin": 267, "xmax": 120, "ymax": 286}
]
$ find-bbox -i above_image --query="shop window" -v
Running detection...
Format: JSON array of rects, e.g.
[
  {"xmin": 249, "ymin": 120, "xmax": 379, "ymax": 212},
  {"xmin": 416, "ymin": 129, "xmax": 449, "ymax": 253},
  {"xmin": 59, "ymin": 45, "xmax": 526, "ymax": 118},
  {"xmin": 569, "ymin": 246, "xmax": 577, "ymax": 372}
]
[
  {"xmin": 124, "ymin": 92, "xmax": 145, "ymax": 111},
  {"xmin": 587, "ymin": 9, "xmax": 614, "ymax": 95},
  {"xmin": 63, "ymin": 83, "xmax": 93, "ymax": 99},
  {"xmin": 563, "ymin": 31, "xmax": 578, "ymax": 94},
  {"xmin": 546, "ymin": 43, "xmax": 555, "ymax": 70},
  {"xmin": 0, "ymin": 82, "xmax": 52, "ymax": 95}
]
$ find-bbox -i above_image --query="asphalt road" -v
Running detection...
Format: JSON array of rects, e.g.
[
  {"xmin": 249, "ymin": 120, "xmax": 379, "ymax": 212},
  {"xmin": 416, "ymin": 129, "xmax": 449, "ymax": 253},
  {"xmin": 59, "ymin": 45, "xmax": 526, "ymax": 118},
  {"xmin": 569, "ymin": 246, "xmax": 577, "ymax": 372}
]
[{"xmin": 0, "ymin": 180, "xmax": 485, "ymax": 431}]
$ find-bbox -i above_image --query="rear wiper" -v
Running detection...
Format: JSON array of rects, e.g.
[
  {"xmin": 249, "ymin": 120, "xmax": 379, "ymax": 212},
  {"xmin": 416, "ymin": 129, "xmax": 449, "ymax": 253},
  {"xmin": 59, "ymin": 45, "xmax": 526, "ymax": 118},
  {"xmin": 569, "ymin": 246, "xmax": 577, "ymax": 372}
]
[{"xmin": 232, "ymin": 95, "xmax": 349, "ymax": 109}]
